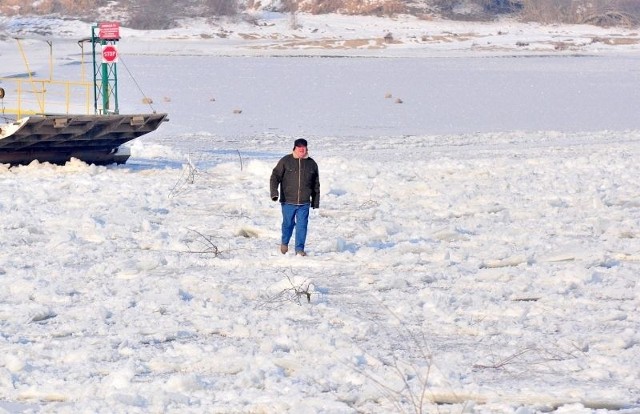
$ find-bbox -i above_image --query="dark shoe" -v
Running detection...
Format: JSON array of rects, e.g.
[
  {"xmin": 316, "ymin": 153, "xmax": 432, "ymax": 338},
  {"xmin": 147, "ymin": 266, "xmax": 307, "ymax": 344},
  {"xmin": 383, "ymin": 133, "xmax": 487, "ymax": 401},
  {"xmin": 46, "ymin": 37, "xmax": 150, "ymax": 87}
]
[
  {"xmin": 280, "ymin": 244, "xmax": 288, "ymax": 254},
  {"xmin": 296, "ymin": 250, "xmax": 307, "ymax": 256}
]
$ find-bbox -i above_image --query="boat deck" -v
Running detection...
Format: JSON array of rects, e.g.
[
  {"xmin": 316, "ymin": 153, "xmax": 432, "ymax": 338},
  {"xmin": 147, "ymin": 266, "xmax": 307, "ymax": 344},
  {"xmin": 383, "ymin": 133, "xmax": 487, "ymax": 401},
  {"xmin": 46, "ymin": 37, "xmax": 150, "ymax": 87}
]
[{"xmin": 0, "ymin": 113, "xmax": 168, "ymax": 165}]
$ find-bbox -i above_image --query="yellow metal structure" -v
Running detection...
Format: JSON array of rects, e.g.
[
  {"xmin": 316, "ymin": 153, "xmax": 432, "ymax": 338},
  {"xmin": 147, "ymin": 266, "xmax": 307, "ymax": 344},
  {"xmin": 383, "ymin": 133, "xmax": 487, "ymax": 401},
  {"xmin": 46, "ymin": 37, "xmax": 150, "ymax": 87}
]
[
  {"xmin": 0, "ymin": 39, "xmax": 92, "ymax": 119},
  {"xmin": 0, "ymin": 77, "xmax": 92, "ymax": 118}
]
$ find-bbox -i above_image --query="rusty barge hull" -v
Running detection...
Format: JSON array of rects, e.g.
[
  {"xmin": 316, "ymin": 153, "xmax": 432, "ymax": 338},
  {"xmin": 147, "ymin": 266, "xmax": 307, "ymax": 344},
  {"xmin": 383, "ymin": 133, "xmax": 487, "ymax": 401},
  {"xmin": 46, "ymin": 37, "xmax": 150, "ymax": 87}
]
[{"xmin": 0, "ymin": 113, "xmax": 168, "ymax": 166}]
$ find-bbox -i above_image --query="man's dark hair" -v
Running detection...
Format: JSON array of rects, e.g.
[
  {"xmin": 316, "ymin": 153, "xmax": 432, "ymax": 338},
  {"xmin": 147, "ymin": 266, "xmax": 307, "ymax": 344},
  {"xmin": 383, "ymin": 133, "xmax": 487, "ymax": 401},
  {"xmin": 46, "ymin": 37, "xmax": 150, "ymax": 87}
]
[{"xmin": 294, "ymin": 138, "xmax": 308, "ymax": 148}]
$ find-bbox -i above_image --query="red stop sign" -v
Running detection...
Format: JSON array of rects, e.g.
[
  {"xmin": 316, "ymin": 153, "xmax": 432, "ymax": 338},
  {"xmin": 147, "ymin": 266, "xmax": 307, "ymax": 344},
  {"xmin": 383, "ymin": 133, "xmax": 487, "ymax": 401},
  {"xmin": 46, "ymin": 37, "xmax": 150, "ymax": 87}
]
[{"xmin": 102, "ymin": 45, "xmax": 118, "ymax": 63}]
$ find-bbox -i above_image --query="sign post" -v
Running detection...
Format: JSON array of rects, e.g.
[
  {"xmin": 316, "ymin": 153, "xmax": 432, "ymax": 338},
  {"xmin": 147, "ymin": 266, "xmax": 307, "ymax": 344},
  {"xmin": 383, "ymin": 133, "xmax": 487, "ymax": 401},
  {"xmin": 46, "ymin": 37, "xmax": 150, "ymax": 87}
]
[{"xmin": 91, "ymin": 22, "xmax": 121, "ymax": 115}]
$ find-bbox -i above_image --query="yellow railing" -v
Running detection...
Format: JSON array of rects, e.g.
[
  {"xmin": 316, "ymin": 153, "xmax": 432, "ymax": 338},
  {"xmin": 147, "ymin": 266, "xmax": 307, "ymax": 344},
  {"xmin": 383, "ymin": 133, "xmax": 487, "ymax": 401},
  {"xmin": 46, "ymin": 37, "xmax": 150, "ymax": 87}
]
[{"xmin": 0, "ymin": 76, "xmax": 93, "ymax": 119}]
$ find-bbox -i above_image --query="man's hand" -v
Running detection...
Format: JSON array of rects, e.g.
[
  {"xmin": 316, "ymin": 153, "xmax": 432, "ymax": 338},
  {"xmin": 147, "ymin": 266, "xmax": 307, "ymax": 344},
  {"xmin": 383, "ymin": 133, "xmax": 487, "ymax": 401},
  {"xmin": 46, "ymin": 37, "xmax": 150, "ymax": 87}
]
[{"xmin": 272, "ymin": 196, "xmax": 278, "ymax": 201}]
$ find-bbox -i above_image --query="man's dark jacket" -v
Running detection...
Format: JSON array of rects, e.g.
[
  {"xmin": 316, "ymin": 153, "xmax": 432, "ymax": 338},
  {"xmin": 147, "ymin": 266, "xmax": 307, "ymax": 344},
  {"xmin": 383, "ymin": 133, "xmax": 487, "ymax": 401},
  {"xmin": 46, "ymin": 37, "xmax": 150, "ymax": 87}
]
[{"xmin": 270, "ymin": 153, "xmax": 320, "ymax": 208}]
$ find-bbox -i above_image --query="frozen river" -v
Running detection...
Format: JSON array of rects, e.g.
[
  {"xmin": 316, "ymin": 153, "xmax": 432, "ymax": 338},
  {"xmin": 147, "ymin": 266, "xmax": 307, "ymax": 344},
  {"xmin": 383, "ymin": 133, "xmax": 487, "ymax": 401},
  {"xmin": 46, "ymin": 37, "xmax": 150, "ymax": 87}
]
[
  {"xmin": 3, "ymin": 39, "xmax": 640, "ymax": 413},
  {"xmin": 112, "ymin": 54, "xmax": 640, "ymax": 140}
]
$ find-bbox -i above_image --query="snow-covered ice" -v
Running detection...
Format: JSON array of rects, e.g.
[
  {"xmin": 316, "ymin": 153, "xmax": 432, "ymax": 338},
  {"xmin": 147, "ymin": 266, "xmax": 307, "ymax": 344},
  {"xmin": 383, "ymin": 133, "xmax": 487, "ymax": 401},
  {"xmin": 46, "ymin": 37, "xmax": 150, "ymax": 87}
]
[{"xmin": 1, "ymin": 12, "xmax": 639, "ymax": 413}]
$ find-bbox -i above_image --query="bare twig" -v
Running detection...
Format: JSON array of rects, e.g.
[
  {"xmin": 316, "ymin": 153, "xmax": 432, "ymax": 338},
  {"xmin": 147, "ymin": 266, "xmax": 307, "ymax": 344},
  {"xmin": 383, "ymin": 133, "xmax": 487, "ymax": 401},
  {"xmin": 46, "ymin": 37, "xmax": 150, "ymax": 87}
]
[
  {"xmin": 257, "ymin": 270, "xmax": 315, "ymax": 309},
  {"xmin": 473, "ymin": 347, "xmax": 534, "ymax": 370},
  {"xmin": 184, "ymin": 228, "xmax": 223, "ymax": 257},
  {"xmin": 236, "ymin": 149, "xmax": 243, "ymax": 171},
  {"xmin": 345, "ymin": 298, "xmax": 466, "ymax": 414},
  {"xmin": 473, "ymin": 344, "xmax": 580, "ymax": 371},
  {"xmin": 169, "ymin": 155, "xmax": 200, "ymax": 199}
]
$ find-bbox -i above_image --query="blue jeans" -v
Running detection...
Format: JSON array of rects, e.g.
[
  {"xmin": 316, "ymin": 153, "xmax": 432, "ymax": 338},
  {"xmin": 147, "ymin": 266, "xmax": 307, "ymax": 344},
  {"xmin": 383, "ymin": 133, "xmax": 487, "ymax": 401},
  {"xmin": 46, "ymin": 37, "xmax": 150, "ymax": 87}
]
[{"xmin": 281, "ymin": 203, "xmax": 310, "ymax": 252}]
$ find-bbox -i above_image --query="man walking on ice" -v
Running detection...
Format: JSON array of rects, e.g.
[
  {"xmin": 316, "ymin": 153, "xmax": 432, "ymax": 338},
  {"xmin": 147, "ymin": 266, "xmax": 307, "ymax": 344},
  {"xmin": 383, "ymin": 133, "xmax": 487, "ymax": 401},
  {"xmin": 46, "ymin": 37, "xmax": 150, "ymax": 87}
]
[{"xmin": 270, "ymin": 138, "xmax": 320, "ymax": 256}]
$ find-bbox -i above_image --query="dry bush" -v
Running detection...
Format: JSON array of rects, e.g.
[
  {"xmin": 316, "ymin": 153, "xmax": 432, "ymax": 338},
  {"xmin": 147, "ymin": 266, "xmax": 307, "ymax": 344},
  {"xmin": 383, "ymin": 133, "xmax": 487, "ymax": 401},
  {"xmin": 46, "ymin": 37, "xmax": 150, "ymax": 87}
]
[
  {"xmin": 127, "ymin": 0, "xmax": 181, "ymax": 30},
  {"xmin": 205, "ymin": 0, "xmax": 239, "ymax": 16},
  {"xmin": 618, "ymin": 0, "xmax": 640, "ymax": 15},
  {"xmin": 519, "ymin": 0, "xmax": 640, "ymax": 26},
  {"xmin": 244, "ymin": 0, "xmax": 261, "ymax": 9},
  {"xmin": 1, "ymin": 0, "xmax": 106, "ymax": 18},
  {"xmin": 32, "ymin": 0, "xmax": 57, "ymax": 14},
  {"xmin": 305, "ymin": 0, "xmax": 344, "ymax": 14},
  {"xmin": 302, "ymin": 0, "xmax": 405, "ymax": 16},
  {"xmin": 518, "ymin": 0, "xmax": 580, "ymax": 24},
  {"xmin": 475, "ymin": 0, "xmax": 522, "ymax": 13},
  {"xmin": 431, "ymin": 0, "xmax": 499, "ymax": 20},
  {"xmin": 57, "ymin": 0, "xmax": 99, "ymax": 16},
  {"xmin": 581, "ymin": 11, "xmax": 637, "ymax": 28},
  {"xmin": 381, "ymin": 0, "xmax": 406, "ymax": 16},
  {"xmin": 349, "ymin": 0, "xmax": 407, "ymax": 16},
  {"xmin": 278, "ymin": 0, "xmax": 300, "ymax": 13},
  {"xmin": 0, "ymin": 0, "xmax": 34, "ymax": 15},
  {"xmin": 434, "ymin": 0, "xmax": 639, "ymax": 25},
  {"xmin": 580, "ymin": 0, "xmax": 639, "ymax": 27}
]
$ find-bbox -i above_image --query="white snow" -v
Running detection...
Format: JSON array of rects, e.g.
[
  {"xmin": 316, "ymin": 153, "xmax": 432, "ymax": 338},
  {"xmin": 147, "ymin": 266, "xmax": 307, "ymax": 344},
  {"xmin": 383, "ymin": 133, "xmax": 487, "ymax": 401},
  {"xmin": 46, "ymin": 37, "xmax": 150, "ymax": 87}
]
[{"xmin": 1, "ymin": 12, "xmax": 639, "ymax": 414}]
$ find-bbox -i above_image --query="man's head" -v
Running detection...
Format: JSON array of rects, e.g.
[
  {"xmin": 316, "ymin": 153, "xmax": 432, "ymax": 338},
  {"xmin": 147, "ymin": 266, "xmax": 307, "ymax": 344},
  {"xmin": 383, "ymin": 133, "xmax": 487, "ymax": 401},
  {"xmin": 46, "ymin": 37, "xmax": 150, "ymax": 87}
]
[
  {"xmin": 293, "ymin": 138, "xmax": 308, "ymax": 158},
  {"xmin": 293, "ymin": 138, "xmax": 307, "ymax": 149}
]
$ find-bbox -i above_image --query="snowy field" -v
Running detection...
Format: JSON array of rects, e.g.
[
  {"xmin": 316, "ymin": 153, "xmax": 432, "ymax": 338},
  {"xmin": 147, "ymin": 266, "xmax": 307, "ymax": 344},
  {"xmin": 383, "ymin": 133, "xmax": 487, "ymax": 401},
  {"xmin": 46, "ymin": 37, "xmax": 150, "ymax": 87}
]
[{"xmin": 1, "ymin": 13, "xmax": 640, "ymax": 414}]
